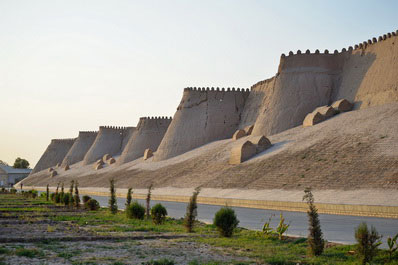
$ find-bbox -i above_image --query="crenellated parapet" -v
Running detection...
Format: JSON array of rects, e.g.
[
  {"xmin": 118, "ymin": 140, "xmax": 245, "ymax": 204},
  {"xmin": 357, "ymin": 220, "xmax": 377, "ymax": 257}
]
[
  {"xmin": 138, "ymin": 116, "xmax": 172, "ymax": 121},
  {"xmin": 51, "ymin": 138, "xmax": 76, "ymax": 143},
  {"xmin": 99, "ymin": 126, "xmax": 132, "ymax": 130},
  {"xmin": 79, "ymin": 131, "xmax": 98, "ymax": 135},
  {"xmin": 281, "ymin": 29, "xmax": 398, "ymax": 58},
  {"xmin": 183, "ymin": 87, "xmax": 250, "ymax": 92}
]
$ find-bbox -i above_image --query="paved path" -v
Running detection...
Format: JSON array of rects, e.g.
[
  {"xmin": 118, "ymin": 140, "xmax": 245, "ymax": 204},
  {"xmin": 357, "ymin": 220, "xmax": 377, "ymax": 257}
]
[{"xmin": 91, "ymin": 195, "xmax": 398, "ymax": 246}]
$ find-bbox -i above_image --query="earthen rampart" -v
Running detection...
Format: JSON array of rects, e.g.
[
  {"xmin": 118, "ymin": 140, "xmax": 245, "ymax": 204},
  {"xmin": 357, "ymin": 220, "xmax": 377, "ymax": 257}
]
[
  {"xmin": 154, "ymin": 87, "xmax": 249, "ymax": 161},
  {"xmin": 118, "ymin": 117, "xmax": 172, "ymax": 164},
  {"xmin": 31, "ymin": 138, "xmax": 76, "ymax": 174},
  {"xmin": 83, "ymin": 126, "xmax": 134, "ymax": 165},
  {"xmin": 250, "ymin": 30, "xmax": 398, "ymax": 136},
  {"xmin": 61, "ymin": 131, "xmax": 98, "ymax": 166}
]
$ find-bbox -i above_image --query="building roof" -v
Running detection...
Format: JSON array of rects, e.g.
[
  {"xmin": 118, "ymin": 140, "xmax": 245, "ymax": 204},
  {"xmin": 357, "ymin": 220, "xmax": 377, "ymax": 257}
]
[{"xmin": 0, "ymin": 164, "xmax": 31, "ymax": 174}]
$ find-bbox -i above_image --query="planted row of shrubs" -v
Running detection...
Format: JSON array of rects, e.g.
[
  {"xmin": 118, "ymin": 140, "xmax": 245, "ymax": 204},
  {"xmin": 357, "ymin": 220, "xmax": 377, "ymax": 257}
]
[{"xmin": 41, "ymin": 181, "xmax": 100, "ymax": 211}]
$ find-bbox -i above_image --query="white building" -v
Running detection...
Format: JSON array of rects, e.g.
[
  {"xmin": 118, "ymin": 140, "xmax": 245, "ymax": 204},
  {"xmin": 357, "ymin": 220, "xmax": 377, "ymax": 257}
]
[{"xmin": 0, "ymin": 164, "xmax": 31, "ymax": 187}]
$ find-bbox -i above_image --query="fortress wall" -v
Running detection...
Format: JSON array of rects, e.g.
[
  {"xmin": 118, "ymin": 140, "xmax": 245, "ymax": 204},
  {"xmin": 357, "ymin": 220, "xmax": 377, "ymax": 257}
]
[
  {"xmin": 121, "ymin": 127, "xmax": 136, "ymax": 152},
  {"xmin": 334, "ymin": 32, "xmax": 398, "ymax": 108},
  {"xmin": 118, "ymin": 117, "xmax": 172, "ymax": 164},
  {"xmin": 252, "ymin": 50, "xmax": 345, "ymax": 136},
  {"xmin": 61, "ymin": 131, "xmax": 98, "ymax": 167},
  {"xmin": 82, "ymin": 126, "xmax": 129, "ymax": 165},
  {"xmin": 31, "ymin": 138, "xmax": 76, "ymax": 174},
  {"xmin": 154, "ymin": 87, "xmax": 250, "ymax": 161},
  {"xmin": 239, "ymin": 77, "xmax": 275, "ymax": 129}
]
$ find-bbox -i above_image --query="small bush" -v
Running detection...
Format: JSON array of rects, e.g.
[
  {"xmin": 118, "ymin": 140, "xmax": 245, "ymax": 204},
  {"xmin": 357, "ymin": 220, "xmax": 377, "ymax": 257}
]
[
  {"xmin": 213, "ymin": 207, "xmax": 239, "ymax": 237},
  {"xmin": 126, "ymin": 201, "xmax": 145, "ymax": 220},
  {"xmin": 85, "ymin": 199, "xmax": 100, "ymax": 211},
  {"xmin": 63, "ymin": 193, "xmax": 71, "ymax": 206},
  {"xmin": 55, "ymin": 193, "xmax": 61, "ymax": 203},
  {"xmin": 355, "ymin": 222, "xmax": 382, "ymax": 265},
  {"xmin": 82, "ymin": 195, "xmax": 91, "ymax": 203},
  {"xmin": 10, "ymin": 188, "xmax": 17, "ymax": 194},
  {"xmin": 151, "ymin": 203, "xmax": 168, "ymax": 224},
  {"xmin": 50, "ymin": 192, "xmax": 56, "ymax": 201},
  {"xmin": 30, "ymin": 189, "xmax": 38, "ymax": 198}
]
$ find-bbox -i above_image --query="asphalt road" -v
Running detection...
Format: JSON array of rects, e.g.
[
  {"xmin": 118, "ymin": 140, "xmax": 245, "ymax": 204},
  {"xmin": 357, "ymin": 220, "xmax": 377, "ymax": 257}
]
[{"xmin": 90, "ymin": 194, "xmax": 398, "ymax": 246}]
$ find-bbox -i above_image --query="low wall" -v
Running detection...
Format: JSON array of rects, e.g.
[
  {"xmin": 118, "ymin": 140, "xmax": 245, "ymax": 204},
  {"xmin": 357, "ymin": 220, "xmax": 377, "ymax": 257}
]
[{"xmin": 23, "ymin": 186, "xmax": 398, "ymax": 219}]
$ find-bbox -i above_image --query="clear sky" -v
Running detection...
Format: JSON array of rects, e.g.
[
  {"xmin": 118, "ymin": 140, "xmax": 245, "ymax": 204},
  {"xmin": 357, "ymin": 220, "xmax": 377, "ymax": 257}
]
[{"xmin": 0, "ymin": 0, "xmax": 397, "ymax": 167}]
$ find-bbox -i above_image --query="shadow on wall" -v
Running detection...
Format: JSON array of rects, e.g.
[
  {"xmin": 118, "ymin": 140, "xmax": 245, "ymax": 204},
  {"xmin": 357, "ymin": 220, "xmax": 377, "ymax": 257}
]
[
  {"xmin": 332, "ymin": 52, "xmax": 377, "ymax": 109},
  {"xmin": 251, "ymin": 51, "xmax": 377, "ymax": 137}
]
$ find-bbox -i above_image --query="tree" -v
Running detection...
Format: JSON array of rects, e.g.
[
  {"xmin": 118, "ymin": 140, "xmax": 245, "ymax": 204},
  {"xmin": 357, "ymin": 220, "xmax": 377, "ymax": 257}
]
[
  {"xmin": 146, "ymin": 184, "xmax": 153, "ymax": 219},
  {"xmin": 126, "ymin": 187, "xmax": 133, "ymax": 207},
  {"xmin": 303, "ymin": 187, "xmax": 324, "ymax": 256},
  {"xmin": 13, "ymin": 157, "xmax": 30, "ymax": 169},
  {"xmin": 46, "ymin": 184, "xmax": 49, "ymax": 201},
  {"xmin": 60, "ymin": 183, "xmax": 65, "ymax": 204},
  {"xmin": 355, "ymin": 222, "xmax": 382, "ymax": 264},
  {"xmin": 109, "ymin": 179, "xmax": 118, "ymax": 214},
  {"xmin": 69, "ymin": 180, "xmax": 75, "ymax": 206},
  {"xmin": 185, "ymin": 187, "xmax": 200, "ymax": 232},
  {"xmin": 0, "ymin": 160, "xmax": 9, "ymax": 166},
  {"xmin": 74, "ymin": 181, "xmax": 80, "ymax": 208}
]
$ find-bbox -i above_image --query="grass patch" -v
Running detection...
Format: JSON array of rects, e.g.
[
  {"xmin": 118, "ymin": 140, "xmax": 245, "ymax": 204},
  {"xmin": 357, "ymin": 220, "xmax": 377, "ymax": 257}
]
[
  {"xmin": 15, "ymin": 247, "xmax": 44, "ymax": 258},
  {"xmin": 0, "ymin": 247, "xmax": 10, "ymax": 255}
]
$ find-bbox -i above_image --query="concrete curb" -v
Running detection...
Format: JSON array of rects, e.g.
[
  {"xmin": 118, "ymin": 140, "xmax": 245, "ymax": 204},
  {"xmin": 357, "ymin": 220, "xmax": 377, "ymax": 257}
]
[{"xmin": 23, "ymin": 186, "xmax": 398, "ymax": 219}]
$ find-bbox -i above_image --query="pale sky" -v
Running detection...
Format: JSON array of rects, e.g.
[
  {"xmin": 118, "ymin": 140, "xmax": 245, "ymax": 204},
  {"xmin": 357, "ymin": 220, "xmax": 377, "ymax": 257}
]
[{"xmin": 0, "ymin": 0, "xmax": 397, "ymax": 167}]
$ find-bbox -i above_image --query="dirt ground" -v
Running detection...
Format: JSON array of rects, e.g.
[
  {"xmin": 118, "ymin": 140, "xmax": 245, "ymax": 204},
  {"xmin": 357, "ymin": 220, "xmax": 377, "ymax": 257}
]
[{"xmin": 0, "ymin": 193, "xmax": 252, "ymax": 265}]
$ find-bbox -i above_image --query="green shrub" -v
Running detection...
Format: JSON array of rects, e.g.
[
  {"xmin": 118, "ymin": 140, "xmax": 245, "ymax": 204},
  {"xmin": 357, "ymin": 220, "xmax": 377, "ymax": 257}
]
[
  {"xmin": 355, "ymin": 222, "xmax": 382, "ymax": 264},
  {"xmin": 50, "ymin": 192, "xmax": 55, "ymax": 201},
  {"xmin": 151, "ymin": 203, "xmax": 168, "ymax": 224},
  {"xmin": 63, "ymin": 193, "xmax": 71, "ymax": 206},
  {"xmin": 55, "ymin": 193, "xmax": 61, "ymax": 203},
  {"xmin": 387, "ymin": 233, "xmax": 398, "ymax": 261},
  {"xmin": 31, "ymin": 189, "xmax": 38, "ymax": 198},
  {"xmin": 85, "ymin": 199, "xmax": 100, "ymax": 211},
  {"xmin": 275, "ymin": 213, "xmax": 290, "ymax": 240},
  {"xmin": 82, "ymin": 195, "xmax": 91, "ymax": 203},
  {"xmin": 10, "ymin": 187, "xmax": 17, "ymax": 194},
  {"xmin": 126, "ymin": 201, "xmax": 145, "ymax": 220},
  {"xmin": 213, "ymin": 207, "xmax": 239, "ymax": 237}
]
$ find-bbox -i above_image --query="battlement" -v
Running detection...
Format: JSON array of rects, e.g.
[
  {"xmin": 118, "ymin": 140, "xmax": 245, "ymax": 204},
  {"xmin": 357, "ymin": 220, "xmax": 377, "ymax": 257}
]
[
  {"xmin": 183, "ymin": 87, "xmax": 250, "ymax": 92},
  {"xmin": 281, "ymin": 29, "xmax": 398, "ymax": 58},
  {"xmin": 139, "ymin": 116, "xmax": 172, "ymax": 121},
  {"xmin": 79, "ymin": 131, "xmax": 98, "ymax": 134},
  {"xmin": 51, "ymin": 138, "xmax": 76, "ymax": 143},
  {"xmin": 99, "ymin": 126, "xmax": 132, "ymax": 130}
]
